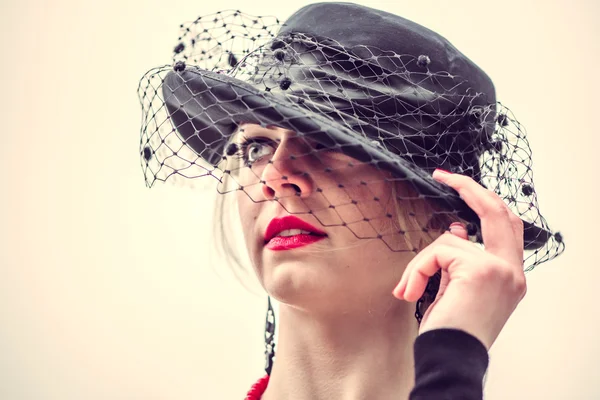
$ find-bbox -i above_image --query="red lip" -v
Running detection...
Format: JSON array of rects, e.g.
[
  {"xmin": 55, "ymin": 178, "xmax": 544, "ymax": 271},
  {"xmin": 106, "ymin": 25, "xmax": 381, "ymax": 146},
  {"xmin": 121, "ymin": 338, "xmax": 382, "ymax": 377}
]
[
  {"xmin": 264, "ymin": 216, "xmax": 327, "ymax": 249},
  {"xmin": 266, "ymin": 234, "xmax": 326, "ymax": 250}
]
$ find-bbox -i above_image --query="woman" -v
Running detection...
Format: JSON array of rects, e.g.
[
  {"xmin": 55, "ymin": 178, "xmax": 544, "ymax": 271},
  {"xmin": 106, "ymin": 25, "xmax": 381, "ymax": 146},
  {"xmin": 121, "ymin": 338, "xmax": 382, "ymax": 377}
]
[{"xmin": 138, "ymin": 3, "xmax": 565, "ymax": 398}]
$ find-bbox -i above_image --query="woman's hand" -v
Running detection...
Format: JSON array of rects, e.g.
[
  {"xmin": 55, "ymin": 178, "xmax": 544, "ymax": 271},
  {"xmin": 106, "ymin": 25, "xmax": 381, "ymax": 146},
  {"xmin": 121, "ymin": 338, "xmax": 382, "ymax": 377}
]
[{"xmin": 392, "ymin": 169, "xmax": 527, "ymax": 350}]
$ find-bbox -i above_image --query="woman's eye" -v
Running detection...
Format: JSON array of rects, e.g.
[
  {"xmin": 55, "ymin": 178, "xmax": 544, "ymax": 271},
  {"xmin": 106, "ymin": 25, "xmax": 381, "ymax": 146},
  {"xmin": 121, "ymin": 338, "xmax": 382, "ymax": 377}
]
[{"xmin": 245, "ymin": 141, "xmax": 273, "ymax": 163}]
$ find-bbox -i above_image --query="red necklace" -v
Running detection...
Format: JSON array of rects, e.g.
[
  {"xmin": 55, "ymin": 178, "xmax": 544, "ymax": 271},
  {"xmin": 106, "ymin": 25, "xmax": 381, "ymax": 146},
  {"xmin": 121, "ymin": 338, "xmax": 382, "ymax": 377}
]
[{"xmin": 244, "ymin": 374, "xmax": 270, "ymax": 400}]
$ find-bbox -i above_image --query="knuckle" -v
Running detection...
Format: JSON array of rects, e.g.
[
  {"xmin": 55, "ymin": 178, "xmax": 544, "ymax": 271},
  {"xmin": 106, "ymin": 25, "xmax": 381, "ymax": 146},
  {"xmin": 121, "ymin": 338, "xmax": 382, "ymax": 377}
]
[
  {"xmin": 480, "ymin": 194, "xmax": 509, "ymax": 218},
  {"xmin": 513, "ymin": 272, "xmax": 528, "ymax": 296},
  {"xmin": 511, "ymin": 213, "xmax": 524, "ymax": 231},
  {"xmin": 436, "ymin": 232, "xmax": 466, "ymax": 247},
  {"xmin": 510, "ymin": 212, "xmax": 523, "ymax": 224},
  {"xmin": 492, "ymin": 262, "xmax": 528, "ymax": 298},
  {"xmin": 455, "ymin": 173, "xmax": 474, "ymax": 184},
  {"xmin": 427, "ymin": 241, "xmax": 447, "ymax": 255},
  {"xmin": 434, "ymin": 232, "xmax": 453, "ymax": 245},
  {"xmin": 455, "ymin": 186, "xmax": 468, "ymax": 200}
]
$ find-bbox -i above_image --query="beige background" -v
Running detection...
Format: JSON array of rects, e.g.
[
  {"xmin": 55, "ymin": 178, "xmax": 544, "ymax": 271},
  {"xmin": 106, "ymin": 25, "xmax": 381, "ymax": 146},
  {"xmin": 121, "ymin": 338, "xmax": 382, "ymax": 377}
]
[{"xmin": 1, "ymin": 0, "xmax": 598, "ymax": 398}]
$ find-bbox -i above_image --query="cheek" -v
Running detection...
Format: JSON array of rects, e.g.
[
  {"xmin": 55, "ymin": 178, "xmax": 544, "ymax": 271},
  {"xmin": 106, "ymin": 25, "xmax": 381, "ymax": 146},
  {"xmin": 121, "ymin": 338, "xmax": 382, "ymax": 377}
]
[
  {"xmin": 236, "ymin": 192, "xmax": 257, "ymax": 239},
  {"xmin": 235, "ymin": 195, "xmax": 269, "ymax": 285},
  {"xmin": 335, "ymin": 176, "xmax": 435, "ymax": 253},
  {"xmin": 235, "ymin": 192, "xmax": 263, "ymax": 268}
]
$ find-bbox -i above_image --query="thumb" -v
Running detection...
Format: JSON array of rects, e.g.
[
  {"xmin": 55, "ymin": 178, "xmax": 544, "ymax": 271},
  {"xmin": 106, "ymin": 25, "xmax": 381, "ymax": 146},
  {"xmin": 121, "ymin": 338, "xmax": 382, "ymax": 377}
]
[{"xmin": 448, "ymin": 222, "xmax": 468, "ymax": 240}]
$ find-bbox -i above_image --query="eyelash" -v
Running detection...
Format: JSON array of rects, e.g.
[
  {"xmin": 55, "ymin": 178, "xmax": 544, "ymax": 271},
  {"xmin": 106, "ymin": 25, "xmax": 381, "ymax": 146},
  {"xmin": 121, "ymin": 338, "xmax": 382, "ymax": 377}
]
[
  {"xmin": 231, "ymin": 135, "xmax": 339, "ymax": 166},
  {"xmin": 232, "ymin": 136, "xmax": 274, "ymax": 166}
]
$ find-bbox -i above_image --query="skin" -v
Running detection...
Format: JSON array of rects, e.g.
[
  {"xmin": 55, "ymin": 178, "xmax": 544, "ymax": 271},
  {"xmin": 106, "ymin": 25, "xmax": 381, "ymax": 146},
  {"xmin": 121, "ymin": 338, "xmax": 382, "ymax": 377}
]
[{"xmin": 233, "ymin": 123, "xmax": 527, "ymax": 400}]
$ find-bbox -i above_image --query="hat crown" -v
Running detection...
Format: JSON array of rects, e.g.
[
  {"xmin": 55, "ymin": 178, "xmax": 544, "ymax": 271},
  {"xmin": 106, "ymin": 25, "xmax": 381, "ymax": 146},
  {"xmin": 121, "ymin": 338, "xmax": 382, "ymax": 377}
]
[{"xmin": 279, "ymin": 2, "xmax": 495, "ymax": 103}]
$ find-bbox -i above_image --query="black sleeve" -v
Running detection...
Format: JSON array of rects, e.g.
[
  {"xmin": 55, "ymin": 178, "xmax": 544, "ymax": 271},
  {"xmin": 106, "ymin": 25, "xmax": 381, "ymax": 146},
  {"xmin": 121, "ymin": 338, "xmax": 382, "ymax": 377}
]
[{"xmin": 409, "ymin": 328, "xmax": 489, "ymax": 400}]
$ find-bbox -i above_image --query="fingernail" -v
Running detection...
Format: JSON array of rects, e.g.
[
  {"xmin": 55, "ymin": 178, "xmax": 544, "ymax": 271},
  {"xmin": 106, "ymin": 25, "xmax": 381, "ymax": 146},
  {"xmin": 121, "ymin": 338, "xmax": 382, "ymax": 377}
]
[
  {"xmin": 434, "ymin": 168, "xmax": 452, "ymax": 175},
  {"xmin": 449, "ymin": 222, "xmax": 466, "ymax": 234}
]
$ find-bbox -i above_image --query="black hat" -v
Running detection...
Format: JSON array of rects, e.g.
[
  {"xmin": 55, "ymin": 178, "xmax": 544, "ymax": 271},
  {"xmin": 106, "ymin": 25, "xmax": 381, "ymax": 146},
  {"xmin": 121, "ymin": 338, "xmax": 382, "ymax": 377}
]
[{"xmin": 138, "ymin": 2, "xmax": 564, "ymax": 268}]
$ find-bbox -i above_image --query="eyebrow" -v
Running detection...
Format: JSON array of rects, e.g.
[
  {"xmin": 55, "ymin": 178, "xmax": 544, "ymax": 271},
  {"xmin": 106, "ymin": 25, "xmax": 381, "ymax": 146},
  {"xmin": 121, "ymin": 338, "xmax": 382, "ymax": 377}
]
[
  {"xmin": 265, "ymin": 124, "xmax": 291, "ymax": 132},
  {"xmin": 234, "ymin": 123, "xmax": 296, "ymax": 141}
]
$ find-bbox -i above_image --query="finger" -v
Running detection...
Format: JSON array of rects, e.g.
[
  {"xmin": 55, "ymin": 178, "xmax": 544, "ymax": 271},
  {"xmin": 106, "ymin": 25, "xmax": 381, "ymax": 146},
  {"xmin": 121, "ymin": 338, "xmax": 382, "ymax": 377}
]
[
  {"xmin": 394, "ymin": 239, "xmax": 439, "ymax": 299},
  {"xmin": 432, "ymin": 170, "xmax": 519, "ymax": 262},
  {"xmin": 508, "ymin": 212, "xmax": 525, "ymax": 258},
  {"xmin": 403, "ymin": 244, "xmax": 471, "ymax": 302},
  {"xmin": 399, "ymin": 225, "xmax": 463, "ymax": 289},
  {"xmin": 393, "ymin": 230, "xmax": 474, "ymax": 299},
  {"xmin": 449, "ymin": 222, "xmax": 468, "ymax": 240}
]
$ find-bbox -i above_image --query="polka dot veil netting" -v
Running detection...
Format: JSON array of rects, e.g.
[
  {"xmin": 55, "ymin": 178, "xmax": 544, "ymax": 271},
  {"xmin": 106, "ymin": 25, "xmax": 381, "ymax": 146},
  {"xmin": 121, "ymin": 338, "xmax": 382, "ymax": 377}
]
[{"xmin": 137, "ymin": 9, "xmax": 564, "ymax": 276}]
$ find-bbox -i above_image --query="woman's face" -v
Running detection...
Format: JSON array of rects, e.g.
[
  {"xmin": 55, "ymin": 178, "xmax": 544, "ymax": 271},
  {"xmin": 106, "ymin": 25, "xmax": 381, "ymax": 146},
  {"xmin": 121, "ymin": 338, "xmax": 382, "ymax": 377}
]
[{"xmin": 230, "ymin": 124, "xmax": 438, "ymax": 314}]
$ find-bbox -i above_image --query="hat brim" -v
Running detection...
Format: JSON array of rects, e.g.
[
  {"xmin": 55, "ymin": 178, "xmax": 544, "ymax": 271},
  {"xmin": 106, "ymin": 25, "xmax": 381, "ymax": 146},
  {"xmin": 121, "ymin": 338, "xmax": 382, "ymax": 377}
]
[{"xmin": 162, "ymin": 67, "xmax": 551, "ymax": 250}]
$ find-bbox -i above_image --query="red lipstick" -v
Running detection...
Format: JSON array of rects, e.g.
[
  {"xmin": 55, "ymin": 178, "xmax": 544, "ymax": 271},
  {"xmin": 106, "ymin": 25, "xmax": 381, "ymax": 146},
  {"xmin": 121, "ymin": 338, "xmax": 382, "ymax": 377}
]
[{"xmin": 264, "ymin": 216, "xmax": 327, "ymax": 250}]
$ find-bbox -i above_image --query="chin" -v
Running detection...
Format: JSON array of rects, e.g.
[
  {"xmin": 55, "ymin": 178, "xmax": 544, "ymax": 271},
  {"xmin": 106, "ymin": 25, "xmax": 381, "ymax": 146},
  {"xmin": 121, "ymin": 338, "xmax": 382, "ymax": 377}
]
[{"xmin": 265, "ymin": 262, "xmax": 343, "ymax": 307}]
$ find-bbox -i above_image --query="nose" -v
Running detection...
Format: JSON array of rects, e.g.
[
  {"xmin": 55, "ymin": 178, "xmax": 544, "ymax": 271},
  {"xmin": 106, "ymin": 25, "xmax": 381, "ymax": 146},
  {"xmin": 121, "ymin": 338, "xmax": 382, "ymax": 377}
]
[{"xmin": 261, "ymin": 136, "xmax": 315, "ymax": 200}]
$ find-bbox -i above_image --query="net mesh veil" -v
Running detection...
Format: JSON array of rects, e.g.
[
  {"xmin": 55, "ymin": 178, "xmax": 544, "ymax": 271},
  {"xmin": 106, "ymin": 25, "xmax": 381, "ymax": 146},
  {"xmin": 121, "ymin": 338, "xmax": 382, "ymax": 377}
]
[{"xmin": 138, "ymin": 10, "xmax": 564, "ymax": 271}]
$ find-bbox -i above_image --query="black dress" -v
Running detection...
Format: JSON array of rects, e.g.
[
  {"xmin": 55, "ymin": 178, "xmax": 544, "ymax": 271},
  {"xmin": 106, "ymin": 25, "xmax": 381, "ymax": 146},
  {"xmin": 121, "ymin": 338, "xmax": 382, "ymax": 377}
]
[{"xmin": 410, "ymin": 328, "xmax": 488, "ymax": 399}]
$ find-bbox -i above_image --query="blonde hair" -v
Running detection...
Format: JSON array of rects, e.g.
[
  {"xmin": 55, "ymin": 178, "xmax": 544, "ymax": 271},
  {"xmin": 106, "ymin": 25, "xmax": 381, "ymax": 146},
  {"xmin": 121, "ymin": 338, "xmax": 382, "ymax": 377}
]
[{"xmin": 389, "ymin": 178, "xmax": 463, "ymax": 252}]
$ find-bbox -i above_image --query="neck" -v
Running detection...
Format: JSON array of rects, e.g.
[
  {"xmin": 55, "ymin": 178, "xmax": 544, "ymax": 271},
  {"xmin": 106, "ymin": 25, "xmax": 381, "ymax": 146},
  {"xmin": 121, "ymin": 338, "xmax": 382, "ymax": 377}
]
[{"xmin": 261, "ymin": 299, "xmax": 418, "ymax": 400}]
